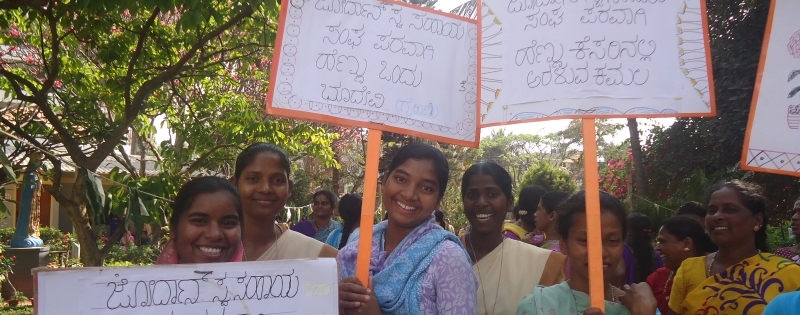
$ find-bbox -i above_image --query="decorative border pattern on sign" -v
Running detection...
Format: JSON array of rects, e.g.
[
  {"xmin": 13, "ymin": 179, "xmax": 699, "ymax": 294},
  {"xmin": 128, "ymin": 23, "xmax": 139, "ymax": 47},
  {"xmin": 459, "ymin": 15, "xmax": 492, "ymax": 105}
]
[
  {"xmin": 747, "ymin": 149, "xmax": 800, "ymax": 172},
  {"xmin": 274, "ymin": 0, "xmax": 477, "ymax": 141},
  {"xmin": 677, "ymin": 1, "xmax": 711, "ymax": 107},
  {"xmin": 508, "ymin": 107, "xmax": 679, "ymax": 122},
  {"xmin": 480, "ymin": 1, "xmax": 502, "ymax": 123}
]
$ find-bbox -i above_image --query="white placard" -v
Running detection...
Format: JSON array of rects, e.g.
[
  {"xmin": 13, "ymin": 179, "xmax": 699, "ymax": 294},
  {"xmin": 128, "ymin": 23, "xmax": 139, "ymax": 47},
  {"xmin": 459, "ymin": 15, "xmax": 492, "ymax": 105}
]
[
  {"xmin": 742, "ymin": 0, "xmax": 800, "ymax": 176},
  {"xmin": 267, "ymin": 0, "xmax": 479, "ymax": 146},
  {"xmin": 479, "ymin": 0, "xmax": 714, "ymax": 126},
  {"xmin": 35, "ymin": 259, "xmax": 338, "ymax": 315}
]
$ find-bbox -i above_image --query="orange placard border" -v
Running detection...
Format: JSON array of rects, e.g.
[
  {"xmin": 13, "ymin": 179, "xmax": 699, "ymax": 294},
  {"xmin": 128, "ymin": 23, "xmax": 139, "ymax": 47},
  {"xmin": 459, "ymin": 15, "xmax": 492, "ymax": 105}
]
[
  {"xmin": 265, "ymin": 0, "xmax": 481, "ymax": 148},
  {"xmin": 740, "ymin": 0, "xmax": 798, "ymax": 177},
  {"xmin": 477, "ymin": 0, "xmax": 718, "ymax": 128}
]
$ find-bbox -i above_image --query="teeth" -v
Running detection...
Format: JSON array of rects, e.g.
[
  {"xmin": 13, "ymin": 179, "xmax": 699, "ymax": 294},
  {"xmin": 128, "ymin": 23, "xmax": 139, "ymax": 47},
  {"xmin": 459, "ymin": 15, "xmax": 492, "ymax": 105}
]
[
  {"xmin": 714, "ymin": 227, "xmax": 729, "ymax": 230},
  {"xmin": 396, "ymin": 201, "xmax": 416, "ymax": 211},
  {"xmin": 476, "ymin": 214, "xmax": 492, "ymax": 220},
  {"xmin": 199, "ymin": 247, "xmax": 222, "ymax": 255}
]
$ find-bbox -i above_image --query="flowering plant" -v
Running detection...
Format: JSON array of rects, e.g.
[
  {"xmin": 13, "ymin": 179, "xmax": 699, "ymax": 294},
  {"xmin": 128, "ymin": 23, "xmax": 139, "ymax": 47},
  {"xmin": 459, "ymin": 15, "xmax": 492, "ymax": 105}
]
[{"xmin": 0, "ymin": 247, "xmax": 16, "ymax": 282}]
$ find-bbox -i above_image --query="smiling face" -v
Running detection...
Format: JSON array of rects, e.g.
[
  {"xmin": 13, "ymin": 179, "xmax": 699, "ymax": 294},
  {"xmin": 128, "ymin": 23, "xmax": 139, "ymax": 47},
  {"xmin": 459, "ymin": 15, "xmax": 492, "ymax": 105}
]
[
  {"xmin": 706, "ymin": 187, "xmax": 763, "ymax": 249},
  {"xmin": 561, "ymin": 211, "xmax": 625, "ymax": 283},
  {"xmin": 383, "ymin": 158, "xmax": 442, "ymax": 231},
  {"xmin": 791, "ymin": 200, "xmax": 800, "ymax": 236},
  {"xmin": 463, "ymin": 173, "xmax": 512, "ymax": 234},
  {"xmin": 655, "ymin": 227, "xmax": 693, "ymax": 271},
  {"xmin": 312, "ymin": 194, "xmax": 334, "ymax": 219},
  {"xmin": 172, "ymin": 191, "xmax": 242, "ymax": 264},
  {"xmin": 235, "ymin": 152, "xmax": 293, "ymax": 220}
]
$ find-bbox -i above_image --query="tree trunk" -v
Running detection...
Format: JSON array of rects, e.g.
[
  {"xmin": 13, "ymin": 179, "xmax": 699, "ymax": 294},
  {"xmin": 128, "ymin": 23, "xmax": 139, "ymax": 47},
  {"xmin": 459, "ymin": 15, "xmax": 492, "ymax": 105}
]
[
  {"xmin": 65, "ymin": 176, "xmax": 104, "ymax": 266},
  {"xmin": 627, "ymin": 118, "xmax": 648, "ymax": 197},
  {"xmin": 332, "ymin": 150, "xmax": 341, "ymax": 194}
]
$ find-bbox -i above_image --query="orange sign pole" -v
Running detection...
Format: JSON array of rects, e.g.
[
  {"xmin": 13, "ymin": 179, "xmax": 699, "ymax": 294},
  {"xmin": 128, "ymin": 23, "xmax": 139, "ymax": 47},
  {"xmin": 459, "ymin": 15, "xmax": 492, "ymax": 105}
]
[
  {"xmin": 582, "ymin": 119, "xmax": 605, "ymax": 310},
  {"xmin": 356, "ymin": 129, "xmax": 382, "ymax": 285}
]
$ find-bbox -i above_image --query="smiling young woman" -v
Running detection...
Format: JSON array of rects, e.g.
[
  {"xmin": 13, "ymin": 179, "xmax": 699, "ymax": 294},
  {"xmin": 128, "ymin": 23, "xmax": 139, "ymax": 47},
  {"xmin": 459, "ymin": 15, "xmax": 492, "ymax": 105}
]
[
  {"xmin": 157, "ymin": 176, "xmax": 244, "ymax": 264},
  {"xmin": 459, "ymin": 162, "xmax": 566, "ymax": 315},
  {"xmin": 337, "ymin": 143, "xmax": 478, "ymax": 315},
  {"xmin": 668, "ymin": 181, "xmax": 800, "ymax": 315}
]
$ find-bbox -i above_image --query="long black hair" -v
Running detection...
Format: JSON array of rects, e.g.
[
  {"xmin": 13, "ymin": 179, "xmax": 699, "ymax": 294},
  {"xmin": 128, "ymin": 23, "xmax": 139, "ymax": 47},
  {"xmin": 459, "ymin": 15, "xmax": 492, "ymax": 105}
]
[
  {"xmin": 704, "ymin": 180, "xmax": 769, "ymax": 252},
  {"xmin": 626, "ymin": 213, "xmax": 657, "ymax": 283},
  {"xmin": 385, "ymin": 142, "xmax": 449, "ymax": 198},
  {"xmin": 661, "ymin": 216, "xmax": 717, "ymax": 255},
  {"xmin": 518, "ymin": 185, "xmax": 547, "ymax": 226},
  {"xmin": 337, "ymin": 194, "xmax": 362, "ymax": 249},
  {"xmin": 170, "ymin": 177, "xmax": 243, "ymax": 234}
]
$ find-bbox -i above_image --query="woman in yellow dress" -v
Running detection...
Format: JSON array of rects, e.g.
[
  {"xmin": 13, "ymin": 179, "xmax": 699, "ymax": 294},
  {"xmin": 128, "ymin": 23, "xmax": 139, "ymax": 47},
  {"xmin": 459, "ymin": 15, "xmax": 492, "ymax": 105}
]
[{"xmin": 668, "ymin": 180, "xmax": 800, "ymax": 315}]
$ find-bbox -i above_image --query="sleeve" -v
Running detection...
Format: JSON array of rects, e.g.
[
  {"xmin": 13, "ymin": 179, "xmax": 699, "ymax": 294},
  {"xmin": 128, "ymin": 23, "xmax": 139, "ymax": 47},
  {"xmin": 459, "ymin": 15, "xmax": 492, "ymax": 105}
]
[
  {"xmin": 429, "ymin": 240, "xmax": 478, "ymax": 315},
  {"xmin": 503, "ymin": 230, "xmax": 520, "ymax": 240},
  {"xmin": 668, "ymin": 260, "xmax": 689, "ymax": 313}
]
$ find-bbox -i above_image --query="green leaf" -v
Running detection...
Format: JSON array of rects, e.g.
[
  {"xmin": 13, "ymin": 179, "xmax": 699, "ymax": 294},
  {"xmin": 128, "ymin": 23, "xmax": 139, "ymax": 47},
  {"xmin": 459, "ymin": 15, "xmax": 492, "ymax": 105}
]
[
  {"xmin": 128, "ymin": 189, "xmax": 145, "ymax": 239},
  {"xmin": 0, "ymin": 149, "xmax": 17, "ymax": 184},
  {"xmin": 81, "ymin": 169, "xmax": 105, "ymax": 226}
]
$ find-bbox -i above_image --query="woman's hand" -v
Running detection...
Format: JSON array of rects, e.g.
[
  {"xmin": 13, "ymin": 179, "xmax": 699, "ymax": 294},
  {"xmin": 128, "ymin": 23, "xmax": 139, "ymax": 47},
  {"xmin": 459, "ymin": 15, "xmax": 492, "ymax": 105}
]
[
  {"xmin": 339, "ymin": 276, "xmax": 380, "ymax": 315},
  {"xmin": 617, "ymin": 283, "xmax": 657, "ymax": 315}
]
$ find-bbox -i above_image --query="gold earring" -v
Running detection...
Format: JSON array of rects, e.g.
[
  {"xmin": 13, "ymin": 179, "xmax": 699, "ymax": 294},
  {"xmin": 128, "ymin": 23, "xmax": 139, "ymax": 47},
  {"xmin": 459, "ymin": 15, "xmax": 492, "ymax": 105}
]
[
  {"xmin": 754, "ymin": 225, "xmax": 760, "ymax": 231},
  {"xmin": 684, "ymin": 247, "xmax": 690, "ymax": 252}
]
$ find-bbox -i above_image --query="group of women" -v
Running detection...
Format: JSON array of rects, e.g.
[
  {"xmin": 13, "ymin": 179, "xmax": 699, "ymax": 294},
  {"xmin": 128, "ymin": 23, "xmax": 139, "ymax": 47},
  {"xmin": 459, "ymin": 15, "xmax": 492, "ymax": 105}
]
[{"xmin": 157, "ymin": 141, "xmax": 800, "ymax": 314}]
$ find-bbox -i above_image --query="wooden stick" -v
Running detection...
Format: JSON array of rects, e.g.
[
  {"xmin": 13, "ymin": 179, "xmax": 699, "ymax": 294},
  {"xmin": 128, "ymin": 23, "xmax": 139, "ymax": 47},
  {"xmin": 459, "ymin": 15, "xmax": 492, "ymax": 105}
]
[
  {"xmin": 582, "ymin": 119, "xmax": 605, "ymax": 310},
  {"xmin": 356, "ymin": 129, "xmax": 382, "ymax": 285}
]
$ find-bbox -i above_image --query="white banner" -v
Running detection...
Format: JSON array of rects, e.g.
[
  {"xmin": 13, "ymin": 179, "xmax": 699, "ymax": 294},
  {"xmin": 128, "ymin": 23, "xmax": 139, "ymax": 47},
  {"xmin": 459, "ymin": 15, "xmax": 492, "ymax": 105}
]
[
  {"xmin": 35, "ymin": 259, "xmax": 338, "ymax": 315},
  {"xmin": 267, "ymin": 0, "xmax": 480, "ymax": 146},
  {"xmin": 479, "ymin": 0, "xmax": 714, "ymax": 126},
  {"xmin": 742, "ymin": 0, "xmax": 800, "ymax": 176}
]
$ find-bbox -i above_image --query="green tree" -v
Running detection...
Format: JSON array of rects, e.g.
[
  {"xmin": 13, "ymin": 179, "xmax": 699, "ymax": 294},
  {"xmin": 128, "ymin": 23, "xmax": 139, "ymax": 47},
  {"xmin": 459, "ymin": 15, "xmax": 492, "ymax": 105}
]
[
  {"xmin": 519, "ymin": 161, "xmax": 578, "ymax": 194},
  {"xmin": 643, "ymin": 0, "xmax": 800, "ymax": 222},
  {"xmin": 0, "ymin": 0, "xmax": 336, "ymax": 265}
]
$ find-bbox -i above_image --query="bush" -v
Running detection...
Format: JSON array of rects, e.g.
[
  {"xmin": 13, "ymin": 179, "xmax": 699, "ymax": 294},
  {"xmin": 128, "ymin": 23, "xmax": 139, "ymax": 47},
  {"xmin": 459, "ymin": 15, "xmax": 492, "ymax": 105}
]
[
  {"xmin": 0, "ymin": 305, "xmax": 32, "ymax": 315},
  {"xmin": 519, "ymin": 161, "xmax": 578, "ymax": 194},
  {"xmin": 0, "ymin": 229, "xmax": 13, "ymax": 246},
  {"xmin": 103, "ymin": 244, "xmax": 160, "ymax": 266}
]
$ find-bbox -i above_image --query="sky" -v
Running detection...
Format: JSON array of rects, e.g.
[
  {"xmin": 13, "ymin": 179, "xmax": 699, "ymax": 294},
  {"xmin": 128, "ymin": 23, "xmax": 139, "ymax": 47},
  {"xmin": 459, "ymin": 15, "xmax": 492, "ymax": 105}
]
[{"xmin": 480, "ymin": 118, "xmax": 677, "ymax": 145}]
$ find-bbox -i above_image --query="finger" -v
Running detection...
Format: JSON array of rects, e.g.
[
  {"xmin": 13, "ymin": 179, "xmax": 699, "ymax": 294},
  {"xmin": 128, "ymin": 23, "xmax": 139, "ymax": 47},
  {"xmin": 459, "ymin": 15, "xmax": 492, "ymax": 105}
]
[
  {"xmin": 339, "ymin": 291, "xmax": 371, "ymax": 303},
  {"xmin": 339, "ymin": 300, "xmax": 362, "ymax": 309},
  {"xmin": 340, "ymin": 282, "xmax": 371, "ymax": 295}
]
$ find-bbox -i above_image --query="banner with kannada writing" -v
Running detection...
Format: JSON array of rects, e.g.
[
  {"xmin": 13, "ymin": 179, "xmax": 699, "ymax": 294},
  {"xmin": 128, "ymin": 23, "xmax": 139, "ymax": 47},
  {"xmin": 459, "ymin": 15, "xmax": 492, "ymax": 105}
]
[
  {"xmin": 266, "ymin": 0, "xmax": 480, "ymax": 147},
  {"xmin": 478, "ymin": 0, "xmax": 716, "ymax": 126},
  {"xmin": 35, "ymin": 259, "xmax": 338, "ymax": 315},
  {"xmin": 742, "ymin": 0, "xmax": 800, "ymax": 177}
]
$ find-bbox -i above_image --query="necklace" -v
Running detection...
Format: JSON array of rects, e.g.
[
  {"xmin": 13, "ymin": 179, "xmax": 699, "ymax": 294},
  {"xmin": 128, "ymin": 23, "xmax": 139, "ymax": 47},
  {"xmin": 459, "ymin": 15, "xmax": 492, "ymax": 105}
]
[
  {"xmin": 468, "ymin": 233, "xmax": 503, "ymax": 315},
  {"xmin": 568, "ymin": 283, "xmax": 616, "ymax": 314},
  {"xmin": 706, "ymin": 252, "xmax": 718, "ymax": 277},
  {"xmin": 664, "ymin": 271, "xmax": 673, "ymax": 301}
]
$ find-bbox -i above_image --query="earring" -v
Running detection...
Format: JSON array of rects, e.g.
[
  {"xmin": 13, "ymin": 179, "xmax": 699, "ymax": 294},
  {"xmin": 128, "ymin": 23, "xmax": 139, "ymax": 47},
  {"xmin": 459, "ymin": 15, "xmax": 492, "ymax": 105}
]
[
  {"xmin": 754, "ymin": 225, "xmax": 760, "ymax": 231},
  {"xmin": 683, "ymin": 247, "xmax": 690, "ymax": 252}
]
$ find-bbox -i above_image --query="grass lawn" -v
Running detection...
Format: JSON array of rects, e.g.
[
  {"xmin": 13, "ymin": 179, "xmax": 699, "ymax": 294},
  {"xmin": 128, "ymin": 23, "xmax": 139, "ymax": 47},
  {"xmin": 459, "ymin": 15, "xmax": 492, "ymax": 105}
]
[{"xmin": 0, "ymin": 306, "xmax": 32, "ymax": 315}]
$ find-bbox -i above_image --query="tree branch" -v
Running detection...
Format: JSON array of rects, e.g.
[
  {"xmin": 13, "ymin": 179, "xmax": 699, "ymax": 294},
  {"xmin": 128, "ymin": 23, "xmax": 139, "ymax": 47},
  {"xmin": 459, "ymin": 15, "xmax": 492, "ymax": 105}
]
[
  {"xmin": 185, "ymin": 144, "xmax": 236, "ymax": 173},
  {"xmin": 0, "ymin": 68, "xmax": 39, "ymax": 104},
  {"xmin": 113, "ymin": 145, "xmax": 139, "ymax": 177},
  {"xmin": 89, "ymin": 4, "xmax": 255, "ymax": 170},
  {"xmin": 125, "ymin": 7, "xmax": 161, "ymax": 108}
]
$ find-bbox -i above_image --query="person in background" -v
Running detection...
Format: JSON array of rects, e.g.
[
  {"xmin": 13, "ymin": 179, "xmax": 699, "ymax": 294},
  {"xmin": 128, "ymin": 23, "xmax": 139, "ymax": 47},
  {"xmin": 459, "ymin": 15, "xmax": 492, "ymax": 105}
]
[
  {"xmin": 337, "ymin": 143, "xmax": 477, "ymax": 314},
  {"xmin": 774, "ymin": 197, "xmax": 800, "ymax": 263},
  {"xmin": 460, "ymin": 162, "xmax": 566, "ymax": 315},
  {"xmin": 534, "ymin": 191, "xmax": 570, "ymax": 252},
  {"xmin": 156, "ymin": 176, "xmax": 244, "ymax": 264},
  {"xmin": 668, "ymin": 180, "xmax": 800, "ymax": 315},
  {"xmin": 763, "ymin": 291, "xmax": 800, "ymax": 315},
  {"xmin": 275, "ymin": 215, "xmax": 289, "ymax": 233},
  {"xmin": 516, "ymin": 190, "xmax": 657, "ymax": 315},
  {"xmin": 625, "ymin": 213, "xmax": 663, "ymax": 284},
  {"xmin": 675, "ymin": 202, "xmax": 706, "ymax": 226},
  {"xmin": 140, "ymin": 230, "xmax": 153, "ymax": 246},
  {"xmin": 434, "ymin": 209, "xmax": 447, "ymax": 229},
  {"xmin": 233, "ymin": 143, "xmax": 337, "ymax": 261},
  {"xmin": 647, "ymin": 216, "xmax": 716, "ymax": 315},
  {"xmin": 326, "ymin": 193, "xmax": 362, "ymax": 249},
  {"xmin": 503, "ymin": 185, "xmax": 546, "ymax": 241},
  {"xmin": 291, "ymin": 190, "xmax": 342, "ymax": 242}
]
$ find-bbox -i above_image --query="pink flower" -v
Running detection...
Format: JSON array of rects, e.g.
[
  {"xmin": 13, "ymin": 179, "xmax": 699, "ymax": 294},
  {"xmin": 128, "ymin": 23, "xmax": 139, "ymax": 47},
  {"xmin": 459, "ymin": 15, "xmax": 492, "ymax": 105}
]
[
  {"xmin": 24, "ymin": 56, "xmax": 35, "ymax": 64},
  {"xmin": 53, "ymin": 80, "xmax": 63, "ymax": 88}
]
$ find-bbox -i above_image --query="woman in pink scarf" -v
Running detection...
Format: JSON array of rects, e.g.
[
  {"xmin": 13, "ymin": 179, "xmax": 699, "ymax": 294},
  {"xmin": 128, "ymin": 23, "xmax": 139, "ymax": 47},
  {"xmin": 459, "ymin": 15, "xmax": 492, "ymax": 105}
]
[{"xmin": 156, "ymin": 177, "xmax": 244, "ymax": 264}]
